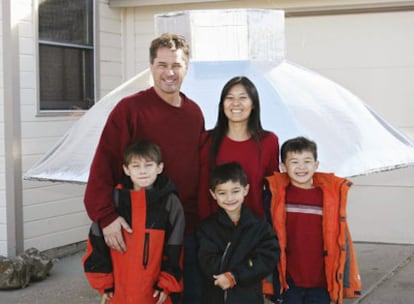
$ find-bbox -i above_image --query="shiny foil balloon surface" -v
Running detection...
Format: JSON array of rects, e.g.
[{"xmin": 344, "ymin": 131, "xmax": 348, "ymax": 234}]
[{"xmin": 23, "ymin": 9, "xmax": 414, "ymax": 183}]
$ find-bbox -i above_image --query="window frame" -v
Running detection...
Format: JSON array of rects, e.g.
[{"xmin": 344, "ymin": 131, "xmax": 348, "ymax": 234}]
[{"xmin": 36, "ymin": 0, "xmax": 96, "ymax": 115}]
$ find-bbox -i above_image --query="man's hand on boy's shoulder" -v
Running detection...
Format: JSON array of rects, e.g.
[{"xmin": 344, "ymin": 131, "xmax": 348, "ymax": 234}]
[{"xmin": 102, "ymin": 216, "xmax": 132, "ymax": 252}]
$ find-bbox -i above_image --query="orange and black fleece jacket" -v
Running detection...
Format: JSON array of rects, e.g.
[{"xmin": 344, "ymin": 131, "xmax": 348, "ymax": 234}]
[{"xmin": 82, "ymin": 174, "xmax": 185, "ymax": 304}]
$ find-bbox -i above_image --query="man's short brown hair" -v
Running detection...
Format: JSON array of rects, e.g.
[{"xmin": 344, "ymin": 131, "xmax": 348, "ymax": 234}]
[{"xmin": 149, "ymin": 33, "xmax": 190, "ymax": 64}]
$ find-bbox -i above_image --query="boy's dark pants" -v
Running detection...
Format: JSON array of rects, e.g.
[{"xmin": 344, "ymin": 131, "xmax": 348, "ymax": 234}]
[{"xmin": 282, "ymin": 279, "xmax": 330, "ymax": 304}]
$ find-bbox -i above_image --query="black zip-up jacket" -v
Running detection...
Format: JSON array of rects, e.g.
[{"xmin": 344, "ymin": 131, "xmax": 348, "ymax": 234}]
[{"xmin": 196, "ymin": 205, "xmax": 280, "ymax": 304}]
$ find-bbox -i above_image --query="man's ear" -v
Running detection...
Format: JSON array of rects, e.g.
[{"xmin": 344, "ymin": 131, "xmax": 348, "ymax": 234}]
[{"xmin": 280, "ymin": 163, "xmax": 287, "ymax": 173}]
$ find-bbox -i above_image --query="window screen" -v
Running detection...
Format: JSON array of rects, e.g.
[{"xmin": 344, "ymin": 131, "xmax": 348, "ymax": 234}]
[{"xmin": 39, "ymin": 0, "xmax": 94, "ymax": 111}]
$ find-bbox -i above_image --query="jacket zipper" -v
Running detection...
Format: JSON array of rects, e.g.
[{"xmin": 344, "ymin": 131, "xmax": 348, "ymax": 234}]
[
  {"xmin": 335, "ymin": 180, "xmax": 348, "ymax": 301},
  {"xmin": 143, "ymin": 232, "xmax": 150, "ymax": 269},
  {"xmin": 221, "ymin": 242, "xmax": 231, "ymax": 303}
]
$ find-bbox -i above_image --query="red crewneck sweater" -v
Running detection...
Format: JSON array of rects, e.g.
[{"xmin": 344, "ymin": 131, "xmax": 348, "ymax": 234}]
[
  {"xmin": 198, "ymin": 131, "xmax": 279, "ymax": 220},
  {"xmin": 84, "ymin": 87, "xmax": 204, "ymax": 235},
  {"xmin": 285, "ymin": 184, "xmax": 327, "ymax": 288}
]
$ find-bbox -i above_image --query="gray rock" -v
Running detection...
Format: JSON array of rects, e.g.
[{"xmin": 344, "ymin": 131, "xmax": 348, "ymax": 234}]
[
  {"xmin": 20, "ymin": 247, "xmax": 54, "ymax": 281},
  {"xmin": 0, "ymin": 248, "xmax": 53, "ymax": 289},
  {"xmin": 0, "ymin": 256, "xmax": 31, "ymax": 289}
]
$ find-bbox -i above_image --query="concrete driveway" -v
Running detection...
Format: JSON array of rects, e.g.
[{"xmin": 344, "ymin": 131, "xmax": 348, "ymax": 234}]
[{"xmin": 0, "ymin": 242, "xmax": 413, "ymax": 304}]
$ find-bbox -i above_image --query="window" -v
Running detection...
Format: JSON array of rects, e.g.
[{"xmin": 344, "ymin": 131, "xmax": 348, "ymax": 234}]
[{"xmin": 38, "ymin": 0, "xmax": 94, "ymax": 111}]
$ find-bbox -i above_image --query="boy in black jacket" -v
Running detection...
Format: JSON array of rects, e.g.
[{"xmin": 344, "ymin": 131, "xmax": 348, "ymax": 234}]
[{"xmin": 196, "ymin": 162, "xmax": 280, "ymax": 304}]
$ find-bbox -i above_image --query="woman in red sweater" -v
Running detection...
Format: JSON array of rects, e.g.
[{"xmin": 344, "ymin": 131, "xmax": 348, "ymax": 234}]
[{"xmin": 198, "ymin": 76, "xmax": 279, "ymax": 220}]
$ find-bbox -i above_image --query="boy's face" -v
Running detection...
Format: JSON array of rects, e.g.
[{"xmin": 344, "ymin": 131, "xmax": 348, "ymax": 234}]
[
  {"xmin": 281, "ymin": 150, "xmax": 319, "ymax": 189},
  {"xmin": 209, "ymin": 181, "xmax": 249, "ymax": 217},
  {"xmin": 123, "ymin": 156, "xmax": 163, "ymax": 190}
]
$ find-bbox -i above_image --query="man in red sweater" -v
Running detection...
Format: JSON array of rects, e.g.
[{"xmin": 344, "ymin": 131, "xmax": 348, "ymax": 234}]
[{"xmin": 84, "ymin": 33, "xmax": 205, "ymax": 303}]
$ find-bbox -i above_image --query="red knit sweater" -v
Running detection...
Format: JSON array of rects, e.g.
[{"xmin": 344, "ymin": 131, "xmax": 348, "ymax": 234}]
[
  {"xmin": 198, "ymin": 131, "xmax": 279, "ymax": 220},
  {"xmin": 84, "ymin": 87, "xmax": 204, "ymax": 234},
  {"xmin": 286, "ymin": 184, "xmax": 327, "ymax": 288}
]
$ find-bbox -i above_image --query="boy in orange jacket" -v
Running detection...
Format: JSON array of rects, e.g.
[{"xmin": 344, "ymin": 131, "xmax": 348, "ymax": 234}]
[
  {"xmin": 82, "ymin": 140, "xmax": 184, "ymax": 304},
  {"xmin": 265, "ymin": 136, "xmax": 361, "ymax": 304}
]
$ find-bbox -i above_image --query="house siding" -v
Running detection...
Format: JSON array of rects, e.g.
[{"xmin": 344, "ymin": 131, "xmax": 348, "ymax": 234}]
[
  {"xmin": 9, "ymin": 0, "xmax": 82, "ymax": 255},
  {"xmin": 284, "ymin": 11, "xmax": 414, "ymax": 243},
  {"xmin": 0, "ymin": 0, "xmax": 6, "ymax": 255},
  {"xmin": 98, "ymin": 0, "xmax": 123, "ymax": 98},
  {"xmin": 14, "ymin": 0, "xmax": 122, "ymax": 256},
  {"xmin": 128, "ymin": 4, "xmax": 414, "ymax": 244},
  {"xmin": 1, "ymin": 0, "xmax": 413, "ymax": 257}
]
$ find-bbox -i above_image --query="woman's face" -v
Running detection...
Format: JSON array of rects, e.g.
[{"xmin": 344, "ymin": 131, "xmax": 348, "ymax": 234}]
[{"xmin": 223, "ymin": 84, "xmax": 253, "ymax": 124}]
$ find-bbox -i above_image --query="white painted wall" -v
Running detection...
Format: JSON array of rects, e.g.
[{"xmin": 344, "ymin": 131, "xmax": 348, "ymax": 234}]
[
  {"xmin": 19, "ymin": 0, "xmax": 128, "ymax": 254},
  {"xmin": 285, "ymin": 11, "xmax": 414, "ymax": 138},
  {"xmin": 10, "ymin": 0, "xmax": 85, "ymax": 254},
  {"xmin": 17, "ymin": 0, "xmax": 124, "ymax": 255},
  {"xmin": 2, "ymin": 1, "xmax": 413, "ymax": 257},
  {"xmin": 0, "ymin": 0, "xmax": 7, "ymax": 255},
  {"xmin": 24, "ymin": 2, "xmax": 413, "ymax": 252},
  {"xmin": 98, "ymin": 0, "xmax": 123, "ymax": 97},
  {"xmin": 125, "ymin": 4, "xmax": 414, "ymax": 244},
  {"xmin": 348, "ymin": 167, "xmax": 414, "ymax": 244},
  {"xmin": 284, "ymin": 12, "xmax": 414, "ymax": 243},
  {"xmin": 0, "ymin": 0, "xmax": 124, "ymax": 257}
]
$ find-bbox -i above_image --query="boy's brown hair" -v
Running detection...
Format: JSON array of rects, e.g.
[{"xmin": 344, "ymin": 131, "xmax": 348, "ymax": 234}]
[
  {"xmin": 281, "ymin": 136, "xmax": 318, "ymax": 163},
  {"xmin": 123, "ymin": 140, "xmax": 162, "ymax": 166},
  {"xmin": 209, "ymin": 162, "xmax": 248, "ymax": 191}
]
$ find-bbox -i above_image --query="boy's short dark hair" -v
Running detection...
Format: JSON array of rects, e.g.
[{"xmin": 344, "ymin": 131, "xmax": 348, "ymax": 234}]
[
  {"xmin": 281, "ymin": 136, "xmax": 318, "ymax": 163},
  {"xmin": 209, "ymin": 162, "xmax": 248, "ymax": 191},
  {"xmin": 123, "ymin": 140, "xmax": 162, "ymax": 165}
]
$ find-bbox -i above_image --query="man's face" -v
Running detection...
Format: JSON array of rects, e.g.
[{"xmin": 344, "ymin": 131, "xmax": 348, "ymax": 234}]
[{"xmin": 150, "ymin": 47, "xmax": 188, "ymax": 98}]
